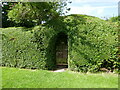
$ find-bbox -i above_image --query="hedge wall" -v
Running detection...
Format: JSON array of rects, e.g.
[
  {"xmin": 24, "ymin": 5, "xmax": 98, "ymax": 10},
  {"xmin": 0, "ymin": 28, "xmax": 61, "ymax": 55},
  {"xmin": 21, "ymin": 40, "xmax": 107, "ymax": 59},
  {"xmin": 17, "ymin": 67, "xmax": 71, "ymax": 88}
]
[
  {"xmin": 1, "ymin": 27, "xmax": 46, "ymax": 69},
  {"xmin": 65, "ymin": 15, "xmax": 118, "ymax": 72},
  {"xmin": 1, "ymin": 14, "xmax": 119, "ymax": 73}
]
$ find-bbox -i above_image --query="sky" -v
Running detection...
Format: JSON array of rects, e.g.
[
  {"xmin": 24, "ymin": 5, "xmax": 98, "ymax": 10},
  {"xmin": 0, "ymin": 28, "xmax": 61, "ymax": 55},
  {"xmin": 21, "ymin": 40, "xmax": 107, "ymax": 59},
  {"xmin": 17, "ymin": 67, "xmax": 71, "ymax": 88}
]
[{"xmin": 66, "ymin": 0, "xmax": 120, "ymax": 19}]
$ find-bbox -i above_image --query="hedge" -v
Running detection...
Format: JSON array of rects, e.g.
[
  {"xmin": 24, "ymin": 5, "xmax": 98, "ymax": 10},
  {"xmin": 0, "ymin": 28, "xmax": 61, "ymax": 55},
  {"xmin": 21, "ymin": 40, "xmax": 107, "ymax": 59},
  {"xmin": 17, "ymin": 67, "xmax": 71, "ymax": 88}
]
[
  {"xmin": 1, "ymin": 14, "xmax": 119, "ymax": 73},
  {"xmin": 1, "ymin": 27, "xmax": 46, "ymax": 69}
]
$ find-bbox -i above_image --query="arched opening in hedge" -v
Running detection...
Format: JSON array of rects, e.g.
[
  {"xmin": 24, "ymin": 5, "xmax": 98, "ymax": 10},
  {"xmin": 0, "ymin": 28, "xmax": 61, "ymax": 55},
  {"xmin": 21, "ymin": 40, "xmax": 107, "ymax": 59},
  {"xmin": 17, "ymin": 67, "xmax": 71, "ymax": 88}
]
[{"xmin": 55, "ymin": 32, "xmax": 68, "ymax": 69}]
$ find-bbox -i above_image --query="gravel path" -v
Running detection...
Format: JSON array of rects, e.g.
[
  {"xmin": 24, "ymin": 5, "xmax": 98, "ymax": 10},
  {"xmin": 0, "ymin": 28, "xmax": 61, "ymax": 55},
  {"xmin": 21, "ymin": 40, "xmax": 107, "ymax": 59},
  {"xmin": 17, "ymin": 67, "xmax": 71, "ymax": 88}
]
[{"xmin": 52, "ymin": 68, "xmax": 67, "ymax": 72}]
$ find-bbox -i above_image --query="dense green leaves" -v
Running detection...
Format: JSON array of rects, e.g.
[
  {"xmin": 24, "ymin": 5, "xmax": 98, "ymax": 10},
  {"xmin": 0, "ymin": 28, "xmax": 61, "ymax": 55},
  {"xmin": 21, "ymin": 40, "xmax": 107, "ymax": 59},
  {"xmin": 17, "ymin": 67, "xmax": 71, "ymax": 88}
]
[
  {"xmin": 65, "ymin": 15, "xmax": 118, "ymax": 72},
  {"xmin": 1, "ymin": 14, "xmax": 119, "ymax": 73},
  {"xmin": 2, "ymin": 2, "xmax": 17, "ymax": 27},
  {"xmin": 1, "ymin": 27, "xmax": 46, "ymax": 69},
  {"xmin": 31, "ymin": 14, "xmax": 118, "ymax": 72},
  {"xmin": 7, "ymin": 1, "xmax": 71, "ymax": 27},
  {"xmin": 108, "ymin": 16, "xmax": 120, "ymax": 22}
]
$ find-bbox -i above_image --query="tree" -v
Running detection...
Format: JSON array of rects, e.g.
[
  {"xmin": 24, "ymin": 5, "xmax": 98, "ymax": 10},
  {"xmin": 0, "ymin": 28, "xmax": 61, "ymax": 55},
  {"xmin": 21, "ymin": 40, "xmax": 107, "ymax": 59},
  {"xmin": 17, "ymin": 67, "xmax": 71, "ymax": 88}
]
[
  {"xmin": 2, "ymin": 2, "xmax": 17, "ymax": 27},
  {"xmin": 7, "ymin": 1, "xmax": 71, "ymax": 27},
  {"xmin": 108, "ymin": 16, "xmax": 120, "ymax": 22}
]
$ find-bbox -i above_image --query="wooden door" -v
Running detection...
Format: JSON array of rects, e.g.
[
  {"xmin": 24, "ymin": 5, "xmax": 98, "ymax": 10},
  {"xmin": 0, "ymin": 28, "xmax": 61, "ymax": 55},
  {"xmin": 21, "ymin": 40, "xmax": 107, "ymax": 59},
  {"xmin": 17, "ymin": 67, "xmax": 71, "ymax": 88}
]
[{"xmin": 56, "ymin": 33, "xmax": 68, "ymax": 65}]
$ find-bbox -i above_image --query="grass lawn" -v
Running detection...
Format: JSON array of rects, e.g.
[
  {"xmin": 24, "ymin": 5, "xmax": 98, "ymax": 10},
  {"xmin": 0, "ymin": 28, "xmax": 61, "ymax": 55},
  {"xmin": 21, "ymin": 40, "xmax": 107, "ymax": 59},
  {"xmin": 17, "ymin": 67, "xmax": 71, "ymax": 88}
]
[{"xmin": 1, "ymin": 67, "xmax": 118, "ymax": 88}]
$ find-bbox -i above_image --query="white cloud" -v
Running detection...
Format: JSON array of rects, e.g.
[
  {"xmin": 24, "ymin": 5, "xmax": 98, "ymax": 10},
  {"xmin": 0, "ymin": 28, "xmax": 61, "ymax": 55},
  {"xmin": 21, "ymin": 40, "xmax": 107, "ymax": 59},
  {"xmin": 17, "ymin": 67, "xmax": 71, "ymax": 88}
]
[
  {"xmin": 69, "ymin": 5, "xmax": 92, "ymax": 14},
  {"xmin": 67, "ymin": 5, "xmax": 117, "ymax": 15},
  {"xmin": 97, "ymin": 8, "xmax": 104, "ymax": 15}
]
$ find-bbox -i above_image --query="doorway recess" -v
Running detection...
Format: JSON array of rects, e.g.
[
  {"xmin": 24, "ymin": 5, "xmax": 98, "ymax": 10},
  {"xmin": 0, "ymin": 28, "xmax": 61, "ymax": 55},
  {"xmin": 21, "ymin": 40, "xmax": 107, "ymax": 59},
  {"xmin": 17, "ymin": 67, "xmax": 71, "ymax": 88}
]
[{"xmin": 55, "ymin": 32, "xmax": 68, "ymax": 69}]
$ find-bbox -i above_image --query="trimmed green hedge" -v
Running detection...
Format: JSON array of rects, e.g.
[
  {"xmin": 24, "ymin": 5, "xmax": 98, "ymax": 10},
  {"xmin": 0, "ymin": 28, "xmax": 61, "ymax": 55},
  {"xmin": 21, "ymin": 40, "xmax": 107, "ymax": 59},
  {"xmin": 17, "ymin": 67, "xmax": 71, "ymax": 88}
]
[
  {"xmin": 1, "ymin": 14, "xmax": 119, "ymax": 73},
  {"xmin": 1, "ymin": 27, "xmax": 46, "ymax": 69},
  {"xmin": 65, "ymin": 15, "xmax": 118, "ymax": 72}
]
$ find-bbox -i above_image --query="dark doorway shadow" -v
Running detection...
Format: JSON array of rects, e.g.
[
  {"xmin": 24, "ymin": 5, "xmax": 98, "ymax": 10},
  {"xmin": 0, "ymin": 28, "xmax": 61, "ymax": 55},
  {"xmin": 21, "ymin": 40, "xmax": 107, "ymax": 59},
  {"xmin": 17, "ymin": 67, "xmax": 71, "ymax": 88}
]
[{"xmin": 55, "ymin": 32, "xmax": 68, "ymax": 69}]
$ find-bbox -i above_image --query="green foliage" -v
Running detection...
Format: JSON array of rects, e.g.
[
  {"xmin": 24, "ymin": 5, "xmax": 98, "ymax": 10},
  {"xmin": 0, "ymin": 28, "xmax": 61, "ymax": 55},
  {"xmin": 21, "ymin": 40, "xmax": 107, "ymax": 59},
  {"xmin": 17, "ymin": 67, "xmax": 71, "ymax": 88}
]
[
  {"xmin": 65, "ymin": 15, "xmax": 118, "ymax": 72},
  {"xmin": 7, "ymin": 1, "xmax": 71, "ymax": 27},
  {"xmin": 2, "ymin": 2, "xmax": 17, "ymax": 27},
  {"xmin": 1, "ymin": 27, "xmax": 46, "ymax": 69},
  {"xmin": 108, "ymin": 16, "xmax": 120, "ymax": 22},
  {"xmin": 31, "ymin": 14, "xmax": 118, "ymax": 72},
  {"xmin": 1, "ymin": 14, "xmax": 119, "ymax": 73}
]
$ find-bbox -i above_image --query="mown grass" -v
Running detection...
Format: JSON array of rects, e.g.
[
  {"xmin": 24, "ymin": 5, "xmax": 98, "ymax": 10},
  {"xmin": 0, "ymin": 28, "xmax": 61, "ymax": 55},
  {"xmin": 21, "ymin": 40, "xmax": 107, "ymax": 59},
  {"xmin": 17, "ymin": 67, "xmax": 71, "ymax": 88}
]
[{"xmin": 2, "ymin": 67, "xmax": 118, "ymax": 88}]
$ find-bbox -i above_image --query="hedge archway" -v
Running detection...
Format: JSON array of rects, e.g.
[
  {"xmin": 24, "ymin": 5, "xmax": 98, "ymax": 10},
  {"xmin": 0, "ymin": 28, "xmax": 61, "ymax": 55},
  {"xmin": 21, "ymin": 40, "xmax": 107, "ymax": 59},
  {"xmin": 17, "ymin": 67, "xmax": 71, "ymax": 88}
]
[{"xmin": 32, "ymin": 14, "xmax": 118, "ymax": 72}]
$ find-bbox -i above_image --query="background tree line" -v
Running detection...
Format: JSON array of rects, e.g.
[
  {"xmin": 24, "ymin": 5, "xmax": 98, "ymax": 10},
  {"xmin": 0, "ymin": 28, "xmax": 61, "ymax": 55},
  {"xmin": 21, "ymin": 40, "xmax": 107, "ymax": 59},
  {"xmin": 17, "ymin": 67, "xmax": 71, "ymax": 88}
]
[{"xmin": 2, "ymin": 1, "xmax": 71, "ymax": 28}]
